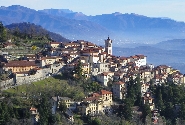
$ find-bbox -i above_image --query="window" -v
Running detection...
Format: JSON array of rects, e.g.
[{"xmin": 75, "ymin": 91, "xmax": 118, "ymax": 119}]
[{"xmin": 109, "ymin": 50, "xmax": 111, "ymax": 53}]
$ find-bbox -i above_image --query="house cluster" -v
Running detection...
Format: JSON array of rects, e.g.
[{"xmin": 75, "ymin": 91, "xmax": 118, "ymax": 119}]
[
  {"xmin": 0, "ymin": 50, "xmax": 65, "ymax": 89},
  {"xmin": 50, "ymin": 89, "xmax": 113, "ymax": 122},
  {"xmin": 1, "ymin": 37, "xmax": 185, "ymax": 124}
]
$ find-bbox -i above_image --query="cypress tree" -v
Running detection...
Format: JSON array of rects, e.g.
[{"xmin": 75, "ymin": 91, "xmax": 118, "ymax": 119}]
[
  {"xmin": 123, "ymin": 98, "xmax": 133, "ymax": 121},
  {"xmin": 142, "ymin": 104, "xmax": 151, "ymax": 122},
  {"xmin": 38, "ymin": 95, "xmax": 52, "ymax": 125}
]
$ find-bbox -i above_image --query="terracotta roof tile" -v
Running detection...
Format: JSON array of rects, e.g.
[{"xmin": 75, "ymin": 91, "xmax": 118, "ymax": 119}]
[
  {"xmin": 100, "ymin": 90, "xmax": 112, "ymax": 95},
  {"xmin": 5, "ymin": 61, "xmax": 37, "ymax": 67}
]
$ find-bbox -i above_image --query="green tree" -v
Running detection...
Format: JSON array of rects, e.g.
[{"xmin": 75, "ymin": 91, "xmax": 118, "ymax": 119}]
[
  {"xmin": 168, "ymin": 86, "xmax": 174, "ymax": 102},
  {"xmin": 156, "ymin": 89, "xmax": 165, "ymax": 113},
  {"xmin": 14, "ymin": 108, "xmax": 20, "ymax": 119},
  {"xmin": 59, "ymin": 101, "xmax": 67, "ymax": 113},
  {"xmin": 48, "ymin": 114, "xmax": 57, "ymax": 124},
  {"xmin": 91, "ymin": 118, "xmax": 101, "ymax": 125},
  {"xmin": 83, "ymin": 81, "xmax": 103, "ymax": 92},
  {"xmin": 142, "ymin": 104, "xmax": 151, "ymax": 122},
  {"xmin": 135, "ymin": 92, "xmax": 142, "ymax": 107},
  {"xmin": 126, "ymin": 76, "xmax": 141, "ymax": 105},
  {"xmin": 172, "ymin": 85, "xmax": 182, "ymax": 104},
  {"xmin": 38, "ymin": 95, "xmax": 52, "ymax": 125},
  {"xmin": 74, "ymin": 60, "xmax": 84, "ymax": 80},
  {"xmin": 8, "ymin": 105, "xmax": 15, "ymax": 119},
  {"xmin": 123, "ymin": 98, "xmax": 133, "ymax": 121},
  {"xmin": 0, "ymin": 102, "xmax": 10, "ymax": 124},
  {"xmin": 164, "ymin": 102, "xmax": 174, "ymax": 120},
  {"xmin": 178, "ymin": 103, "xmax": 185, "ymax": 120},
  {"xmin": 0, "ymin": 22, "xmax": 7, "ymax": 42},
  {"xmin": 55, "ymin": 113, "xmax": 61, "ymax": 123}
]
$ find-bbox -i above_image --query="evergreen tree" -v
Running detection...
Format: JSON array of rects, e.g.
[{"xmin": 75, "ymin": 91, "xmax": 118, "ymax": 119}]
[
  {"xmin": 178, "ymin": 103, "xmax": 185, "ymax": 120},
  {"xmin": 142, "ymin": 104, "xmax": 151, "ymax": 122},
  {"xmin": 74, "ymin": 60, "xmax": 84, "ymax": 80},
  {"xmin": 24, "ymin": 108, "xmax": 31, "ymax": 119},
  {"xmin": 156, "ymin": 89, "xmax": 165, "ymax": 113},
  {"xmin": 91, "ymin": 118, "xmax": 101, "ymax": 125},
  {"xmin": 168, "ymin": 86, "xmax": 174, "ymax": 102},
  {"xmin": 123, "ymin": 98, "xmax": 133, "ymax": 121},
  {"xmin": 8, "ymin": 105, "xmax": 15, "ymax": 118},
  {"xmin": 14, "ymin": 108, "xmax": 20, "ymax": 119},
  {"xmin": 38, "ymin": 95, "xmax": 52, "ymax": 125},
  {"xmin": 48, "ymin": 114, "xmax": 57, "ymax": 124},
  {"xmin": 59, "ymin": 101, "xmax": 67, "ymax": 113},
  {"xmin": 134, "ymin": 76, "xmax": 141, "ymax": 94},
  {"xmin": 0, "ymin": 22, "xmax": 7, "ymax": 42},
  {"xmin": 0, "ymin": 103, "xmax": 2, "ymax": 124},
  {"xmin": 135, "ymin": 92, "xmax": 142, "ymax": 107},
  {"xmin": 172, "ymin": 85, "xmax": 182, "ymax": 104},
  {"xmin": 0, "ymin": 102, "xmax": 10, "ymax": 124},
  {"xmin": 164, "ymin": 102, "xmax": 174, "ymax": 120},
  {"xmin": 118, "ymin": 104, "xmax": 124, "ymax": 117},
  {"xmin": 126, "ymin": 76, "xmax": 141, "ymax": 105}
]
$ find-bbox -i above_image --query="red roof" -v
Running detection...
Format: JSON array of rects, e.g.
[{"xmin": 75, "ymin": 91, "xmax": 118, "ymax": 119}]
[
  {"xmin": 100, "ymin": 90, "xmax": 112, "ymax": 95},
  {"xmin": 83, "ymin": 96, "xmax": 100, "ymax": 102},
  {"xmin": 136, "ymin": 54, "xmax": 146, "ymax": 58},
  {"xmin": 92, "ymin": 93, "xmax": 101, "ymax": 97},
  {"xmin": 131, "ymin": 55, "xmax": 138, "ymax": 59},
  {"xmin": 5, "ymin": 61, "xmax": 37, "ymax": 67}
]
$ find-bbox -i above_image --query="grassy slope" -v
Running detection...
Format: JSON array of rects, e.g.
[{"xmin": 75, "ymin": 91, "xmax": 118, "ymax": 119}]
[
  {"xmin": 3, "ymin": 74, "xmax": 85, "ymax": 101},
  {"xmin": 4, "ymin": 75, "xmax": 67, "ymax": 94}
]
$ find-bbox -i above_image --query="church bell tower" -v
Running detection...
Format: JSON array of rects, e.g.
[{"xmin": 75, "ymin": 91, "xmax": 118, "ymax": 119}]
[{"xmin": 105, "ymin": 36, "xmax": 112, "ymax": 55}]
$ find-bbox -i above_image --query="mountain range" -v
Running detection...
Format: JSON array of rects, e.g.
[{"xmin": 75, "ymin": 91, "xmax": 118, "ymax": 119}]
[{"xmin": 1, "ymin": 5, "xmax": 185, "ymax": 45}]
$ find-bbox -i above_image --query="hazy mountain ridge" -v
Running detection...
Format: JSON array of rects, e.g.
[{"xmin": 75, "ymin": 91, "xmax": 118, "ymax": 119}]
[
  {"xmin": 38, "ymin": 8, "xmax": 185, "ymax": 44},
  {"xmin": 0, "ymin": 5, "xmax": 110, "ymax": 40},
  {"xmin": 154, "ymin": 39, "xmax": 185, "ymax": 50},
  {"xmin": 39, "ymin": 9, "xmax": 89, "ymax": 21},
  {"xmin": 0, "ymin": 5, "xmax": 185, "ymax": 43},
  {"xmin": 39, "ymin": 9, "xmax": 185, "ymax": 31}
]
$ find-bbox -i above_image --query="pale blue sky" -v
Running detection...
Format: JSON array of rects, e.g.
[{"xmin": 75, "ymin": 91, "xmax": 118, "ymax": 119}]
[{"xmin": 1, "ymin": 0, "xmax": 185, "ymax": 22}]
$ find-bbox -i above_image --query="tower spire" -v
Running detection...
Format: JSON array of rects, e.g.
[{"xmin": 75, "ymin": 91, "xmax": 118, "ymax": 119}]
[{"xmin": 105, "ymin": 36, "xmax": 112, "ymax": 55}]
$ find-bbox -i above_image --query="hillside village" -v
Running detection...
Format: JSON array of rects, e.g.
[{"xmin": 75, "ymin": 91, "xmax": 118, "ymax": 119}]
[{"xmin": 1, "ymin": 36, "xmax": 185, "ymax": 124}]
